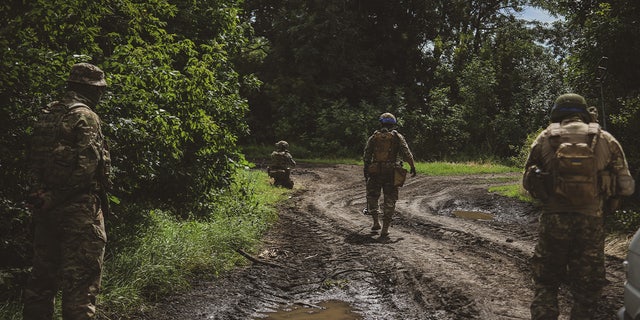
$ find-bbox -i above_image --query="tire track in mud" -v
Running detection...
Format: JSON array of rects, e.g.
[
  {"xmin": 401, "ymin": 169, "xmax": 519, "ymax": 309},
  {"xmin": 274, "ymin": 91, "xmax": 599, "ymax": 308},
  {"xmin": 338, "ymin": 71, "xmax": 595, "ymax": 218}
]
[
  {"xmin": 141, "ymin": 164, "xmax": 626, "ymax": 320},
  {"xmin": 302, "ymin": 165, "xmax": 534, "ymax": 319}
]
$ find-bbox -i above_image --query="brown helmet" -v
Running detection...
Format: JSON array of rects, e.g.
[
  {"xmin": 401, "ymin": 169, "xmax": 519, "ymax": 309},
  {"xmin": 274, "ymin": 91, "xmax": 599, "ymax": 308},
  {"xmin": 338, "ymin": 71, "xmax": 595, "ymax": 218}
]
[
  {"xmin": 67, "ymin": 63, "xmax": 107, "ymax": 87},
  {"xmin": 275, "ymin": 140, "xmax": 289, "ymax": 151}
]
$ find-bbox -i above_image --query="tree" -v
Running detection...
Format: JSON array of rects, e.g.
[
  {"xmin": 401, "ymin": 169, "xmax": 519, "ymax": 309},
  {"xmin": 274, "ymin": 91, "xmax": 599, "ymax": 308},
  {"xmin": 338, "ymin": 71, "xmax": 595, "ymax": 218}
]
[{"xmin": 0, "ymin": 0, "xmax": 255, "ymax": 273}]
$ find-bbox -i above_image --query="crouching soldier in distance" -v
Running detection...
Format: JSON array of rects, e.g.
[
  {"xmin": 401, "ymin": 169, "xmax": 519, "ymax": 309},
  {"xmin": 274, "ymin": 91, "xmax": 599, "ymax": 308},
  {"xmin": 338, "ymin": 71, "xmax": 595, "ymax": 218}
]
[
  {"xmin": 523, "ymin": 93, "xmax": 635, "ymax": 320},
  {"xmin": 268, "ymin": 140, "xmax": 296, "ymax": 189},
  {"xmin": 363, "ymin": 112, "xmax": 416, "ymax": 238}
]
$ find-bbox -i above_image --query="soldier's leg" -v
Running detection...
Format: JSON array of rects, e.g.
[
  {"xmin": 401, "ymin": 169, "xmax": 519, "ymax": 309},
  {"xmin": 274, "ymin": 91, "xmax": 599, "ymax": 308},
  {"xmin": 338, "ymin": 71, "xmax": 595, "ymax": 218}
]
[
  {"xmin": 59, "ymin": 195, "xmax": 106, "ymax": 319},
  {"xmin": 530, "ymin": 213, "xmax": 570, "ymax": 320},
  {"xmin": 366, "ymin": 176, "xmax": 382, "ymax": 230},
  {"xmin": 23, "ymin": 215, "xmax": 61, "ymax": 320},
  {"xmin": 380, "ymin": 182, "xmax": 398, "ymax": 237},
  {"xmin": 284, "ymin": 169, "xmax": 294, "ymax": 189},
  {"xmin": 568, "ymin": 216, "xmax": 605, "ymax": 320}
]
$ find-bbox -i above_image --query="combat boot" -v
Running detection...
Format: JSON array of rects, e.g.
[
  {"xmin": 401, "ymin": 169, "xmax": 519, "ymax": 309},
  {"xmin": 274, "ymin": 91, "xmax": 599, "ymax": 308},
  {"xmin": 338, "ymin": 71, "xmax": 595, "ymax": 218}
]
[
  {"xmin": 371, "ymin": 214, "xmax": 381, "ymax": 231},
  {"xmin": 380, "ymin": 220, "xmax": 390, "ymax": 237}
]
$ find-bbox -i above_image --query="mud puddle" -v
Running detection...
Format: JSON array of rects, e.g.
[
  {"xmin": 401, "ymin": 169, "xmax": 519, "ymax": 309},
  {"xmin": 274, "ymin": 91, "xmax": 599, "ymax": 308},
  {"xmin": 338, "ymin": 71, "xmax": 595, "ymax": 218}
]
[
  {"xmin": 256, "ymin": 300, "xmax": 362, "ymax": 320},
  {"xmin": 452, "ymin": 210, "xmax": 494, "ymax": 220}
]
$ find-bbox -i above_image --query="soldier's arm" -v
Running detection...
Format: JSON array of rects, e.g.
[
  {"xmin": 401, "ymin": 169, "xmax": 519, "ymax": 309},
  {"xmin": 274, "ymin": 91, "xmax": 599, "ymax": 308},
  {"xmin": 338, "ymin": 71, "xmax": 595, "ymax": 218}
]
[
  {"xmin": 54, "ymin": 109, "xmax": 102, "ymax": 202},
  {"xmin": 287, "ymin": 153, "xmax": 296, "ymax": 168},
  {"xmin": 605, "ymin": 134, "xmax": 635, "ymax": 196},
  {"xmin": 396, "ymin": 133, "xmax": 415, "ymax": 168},
  {"xmin": 363, "ymin": 135, "xmax": 374, "ymax": 167}
]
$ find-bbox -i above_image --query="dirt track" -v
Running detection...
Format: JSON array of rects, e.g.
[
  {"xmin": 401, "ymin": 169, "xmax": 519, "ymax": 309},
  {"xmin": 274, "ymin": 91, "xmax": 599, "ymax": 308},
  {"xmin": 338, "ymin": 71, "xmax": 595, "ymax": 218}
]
[{"xmin": 141, "ymin": 163, "xmax": 626, "ymax": 320}]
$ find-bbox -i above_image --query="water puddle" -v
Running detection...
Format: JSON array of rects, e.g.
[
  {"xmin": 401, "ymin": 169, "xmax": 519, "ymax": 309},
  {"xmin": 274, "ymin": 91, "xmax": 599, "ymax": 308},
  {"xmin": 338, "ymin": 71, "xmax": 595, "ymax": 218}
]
[
  {"xmin": 257, "ymin": 300, "xmax": 362, "ymax": 320},
  {"xmin": 453, "ymin": 210, "xmax": 494, "ymax": 220}
]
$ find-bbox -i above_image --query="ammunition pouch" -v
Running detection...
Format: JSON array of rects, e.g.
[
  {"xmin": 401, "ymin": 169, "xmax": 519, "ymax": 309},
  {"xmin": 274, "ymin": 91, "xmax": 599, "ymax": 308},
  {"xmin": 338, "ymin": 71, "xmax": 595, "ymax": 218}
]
[{"xmin": 394, "ymin": 167, "xmax": 407, "ymax": 187}]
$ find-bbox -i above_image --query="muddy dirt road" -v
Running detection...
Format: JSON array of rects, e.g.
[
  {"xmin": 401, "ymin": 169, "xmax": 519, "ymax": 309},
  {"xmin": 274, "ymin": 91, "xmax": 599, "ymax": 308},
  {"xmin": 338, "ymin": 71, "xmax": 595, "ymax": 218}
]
[{"xmin": 142, "ymin": 164, "xmax": 626, "ymax": 320}]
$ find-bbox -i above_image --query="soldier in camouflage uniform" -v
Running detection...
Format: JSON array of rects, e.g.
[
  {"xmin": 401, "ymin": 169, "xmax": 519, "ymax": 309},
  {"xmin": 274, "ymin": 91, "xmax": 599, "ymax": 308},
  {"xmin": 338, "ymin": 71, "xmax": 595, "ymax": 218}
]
[
  {"xmin": 268, "ymin": 140, "xmax": 296, "ymax": 189},
  {"xmin": 363, "ymin": 112, "xmax": 416, "ymax": 238},
  {"xmin": 23, "ymin": 63, "xmax": 111, "ymax": 320},
  {"xmin": 523, "ymin": 93, "xmax": 635, "ymax": 320}
]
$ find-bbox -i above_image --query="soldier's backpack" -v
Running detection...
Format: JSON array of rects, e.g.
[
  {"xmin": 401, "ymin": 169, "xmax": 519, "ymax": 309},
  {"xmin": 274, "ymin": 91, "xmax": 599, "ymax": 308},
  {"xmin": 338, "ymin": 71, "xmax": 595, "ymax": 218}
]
[
  {"xmin": 30, "ymin": 101, "xmax": 111, "ymax": 194},
  {"xmin": 368, "ymin": 130, "xmax": 398, "ymax": 175},
  {"xmin": 549, "ymin": 122, "xmax": 600, "ymax": 205}
]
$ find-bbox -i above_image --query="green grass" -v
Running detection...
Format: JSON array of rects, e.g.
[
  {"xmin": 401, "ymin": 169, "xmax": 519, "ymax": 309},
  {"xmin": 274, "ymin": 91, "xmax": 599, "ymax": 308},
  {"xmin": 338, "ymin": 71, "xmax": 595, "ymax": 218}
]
[
  {"xmin": 97, "ymin": 169, "xmax": 289, "ymax": 318},
  {"xmin": 488, "ymin": 184, "xmax": 534, "ymax": 202},
  {"xmin": 413, "ymin": 161, "xmax": 519, "ymax": 175}
]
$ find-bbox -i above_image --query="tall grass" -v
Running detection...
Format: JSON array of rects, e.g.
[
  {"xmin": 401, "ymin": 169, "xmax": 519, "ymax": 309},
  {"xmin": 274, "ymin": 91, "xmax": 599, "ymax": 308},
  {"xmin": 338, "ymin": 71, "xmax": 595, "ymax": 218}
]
[{"xmin": 97, "ymin": 169, "xmax": 287, "ymax": 318}]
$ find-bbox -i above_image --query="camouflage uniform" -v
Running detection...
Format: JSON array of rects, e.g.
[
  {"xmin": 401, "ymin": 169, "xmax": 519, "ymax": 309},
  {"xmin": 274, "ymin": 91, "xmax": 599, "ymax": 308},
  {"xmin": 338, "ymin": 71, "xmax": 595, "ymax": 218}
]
[
  {"xmin": 523, "ymin": 94, "xmax": 635, "ymax": 320},
  {"xmin": 23, "ymin": 63, "xmax": 109, "ymax": 320},
  {"xmin": 363, "ymin": 113, "xmax": 416, "ymax": 237},
  {"xmin": 268, "ymin": 141, "xmax": 296, "ymax": 189}
]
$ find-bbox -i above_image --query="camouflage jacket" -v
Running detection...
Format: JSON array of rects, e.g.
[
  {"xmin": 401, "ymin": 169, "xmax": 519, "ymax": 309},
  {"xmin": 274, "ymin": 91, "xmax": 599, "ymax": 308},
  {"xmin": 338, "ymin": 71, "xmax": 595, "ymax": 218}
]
[
  {"xmin": 28, "ymin": 91, "xmax": 109, "ymax": 206},
  {"xmin": 524, "ymin": 117, "xmax": 634, "ymax": 216},
  {"xmin": 270, "ymin": 150, "xmax": 296, "ymax": 170}
]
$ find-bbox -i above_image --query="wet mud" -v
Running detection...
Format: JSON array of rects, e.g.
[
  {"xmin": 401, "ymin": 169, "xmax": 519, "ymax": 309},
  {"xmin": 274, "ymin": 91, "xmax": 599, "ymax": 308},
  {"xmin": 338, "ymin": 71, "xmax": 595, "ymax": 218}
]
[{"xmin": 140, "ymin": 164, "xmax": 625, "ymax": 320}]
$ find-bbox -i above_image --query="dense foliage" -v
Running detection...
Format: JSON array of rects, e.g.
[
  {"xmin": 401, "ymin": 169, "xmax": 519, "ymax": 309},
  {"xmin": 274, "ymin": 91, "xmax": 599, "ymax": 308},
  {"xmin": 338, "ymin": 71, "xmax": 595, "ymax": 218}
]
[
  {"xmin": 242, "ymin": 0, "xmax": 566, "ymax": 160},
  {"xmin": 0, "ymin": 0, "xmax": 257, "ymax": 296}
]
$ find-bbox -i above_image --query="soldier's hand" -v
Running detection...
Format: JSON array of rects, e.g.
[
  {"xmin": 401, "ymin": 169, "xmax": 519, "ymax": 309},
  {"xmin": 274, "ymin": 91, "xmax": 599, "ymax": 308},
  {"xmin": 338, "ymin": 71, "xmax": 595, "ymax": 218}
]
[
  {"xmin": 26, "ymin": 190, "xmax": 52, "ymax": 211},
  {"xmin": 410, "ymin": 166, "xmax": 416, "ymax": 177},
  {"xmin": 604, "ymin": 197, "xmax": 621, "ymax": 215}
]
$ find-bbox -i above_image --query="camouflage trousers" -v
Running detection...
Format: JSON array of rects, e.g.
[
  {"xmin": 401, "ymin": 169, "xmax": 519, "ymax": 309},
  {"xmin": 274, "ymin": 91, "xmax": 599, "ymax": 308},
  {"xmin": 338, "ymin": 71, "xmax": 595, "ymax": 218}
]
[
  {"xmin": 365, "ymin": 172, "xmax": 398, "ymax": 223},
  {"xmin": 269, "ymin": 168, "xmax": 293, "ymax": 189},
  {"xmin": 23, "ymin": 193, "xmax": 107, "ymax": 320},
  {"xmin": 530, "ymin": 212, "xmax": 606, "ymax": 320}
]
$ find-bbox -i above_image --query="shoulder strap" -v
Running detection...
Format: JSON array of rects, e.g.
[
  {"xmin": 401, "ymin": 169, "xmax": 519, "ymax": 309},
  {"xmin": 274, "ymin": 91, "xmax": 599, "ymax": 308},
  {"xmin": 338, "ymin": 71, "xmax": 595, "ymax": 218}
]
[{"xmin": 67, "ymin": 102, "xmax": 91, "ymax": 111}]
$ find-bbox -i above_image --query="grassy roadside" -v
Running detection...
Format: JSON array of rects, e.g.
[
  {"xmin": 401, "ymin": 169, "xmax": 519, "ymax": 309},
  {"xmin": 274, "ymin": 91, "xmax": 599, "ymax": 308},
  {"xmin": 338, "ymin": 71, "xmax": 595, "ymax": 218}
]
[
  {"xmin": 0, "ymin": 169, "xmax": 291, "ymax": 320},
  {"xmin": 99, "ymin": 169, "xmax": 290, "ymax": 318}
]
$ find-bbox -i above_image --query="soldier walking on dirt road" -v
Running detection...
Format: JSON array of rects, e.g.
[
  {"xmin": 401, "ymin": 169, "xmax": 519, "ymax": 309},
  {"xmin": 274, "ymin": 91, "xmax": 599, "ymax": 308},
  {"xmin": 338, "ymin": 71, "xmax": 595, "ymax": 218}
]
[
  {"xmin": 23, "ymin": 63, "xmax": 111, "ymax": 320},
  {"xmin": 363, "ymin": 112, "xmax": 416, "ymax": 238},
  {"xmin": 522, "ymin": 93, "xmax": 635, "ymax": 320}
]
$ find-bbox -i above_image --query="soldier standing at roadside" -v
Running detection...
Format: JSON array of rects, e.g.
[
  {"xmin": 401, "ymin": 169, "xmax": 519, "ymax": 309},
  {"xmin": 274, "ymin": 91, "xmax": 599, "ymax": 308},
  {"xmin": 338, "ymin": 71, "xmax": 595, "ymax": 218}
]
[
  {"xmin": 523, "ymin": 93, "xmax": 635, "ymax": 320},
  {"xmin": 363, "ymin": 112, "xmax": 416, "ymax": 238},
  {"xmin": 23, "ymin": 63, "xmax": 111, "ymax": 319}
]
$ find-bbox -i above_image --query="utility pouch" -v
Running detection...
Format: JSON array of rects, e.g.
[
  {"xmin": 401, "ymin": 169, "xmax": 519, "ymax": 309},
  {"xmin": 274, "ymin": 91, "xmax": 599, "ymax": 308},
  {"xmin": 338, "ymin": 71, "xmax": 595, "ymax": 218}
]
[
  {"xmin": 394, "ymin": 167, "xmax": 408, "ymax": 187},
  {"xmin": 367, "ymin": 163, "xmax": 380, "ymax": 175},
  {"xmin": 524, "ymin": 165, "xmax": 550, "ymax": 201}
]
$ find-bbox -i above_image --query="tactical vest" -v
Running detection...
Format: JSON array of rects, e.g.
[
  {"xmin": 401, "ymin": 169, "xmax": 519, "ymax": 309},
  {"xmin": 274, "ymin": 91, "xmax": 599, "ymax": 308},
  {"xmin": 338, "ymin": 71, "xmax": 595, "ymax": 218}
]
[
  {"xmin": 368, "ymin": 130, "xmax": 398, "ymax": 175},
  {"xmin": 30, "ymin": 101, "xmax": 111, "ymax": 191},
  {"xmin": 372, "ymin": 131, "xmax": 398, "ymax": 163},
  {"xmin": 548, "ymin": 122, "xmax": 600, "ymax": 205}
]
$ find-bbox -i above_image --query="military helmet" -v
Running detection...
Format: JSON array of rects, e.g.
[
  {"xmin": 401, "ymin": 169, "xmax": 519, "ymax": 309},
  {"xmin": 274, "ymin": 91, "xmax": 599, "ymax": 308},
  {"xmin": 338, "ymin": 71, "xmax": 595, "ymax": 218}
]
[
  {"xmin": 275, "ymin": 140, "xmax": 289, "ymax": 151},
  {"xmin": 67, "ymin": 63, "xmax": 107, "ymax": 87},
  {"xmin": 379, "ymin": 112, "xmax": 397, "ymax": 125},
  {"xmin": 550, "ymin": 93, "xmax": 590, "ymax": 122}
]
